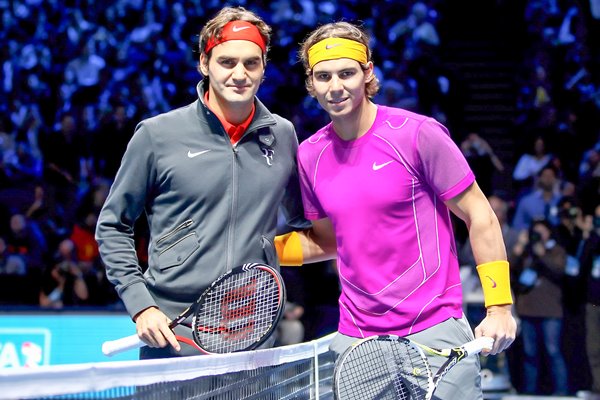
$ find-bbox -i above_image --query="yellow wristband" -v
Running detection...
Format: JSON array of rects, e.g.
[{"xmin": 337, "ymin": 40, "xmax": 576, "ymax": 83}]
[
  {"xmin": 476, "ymin": 260, "xmax": 513, "ymax": 308},
  {"xmin": 274, "ymin": 231, "xmax": 303, "ymax": 266}
]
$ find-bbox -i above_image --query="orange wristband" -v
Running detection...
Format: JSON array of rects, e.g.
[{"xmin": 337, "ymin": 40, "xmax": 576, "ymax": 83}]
[
  {"xmin": 274, "ymin": 231, "xmax": 303, "ymax": 266},
  {"xmin": 476, "ymin": 260, "xmax": 513, "ymax": 307}
]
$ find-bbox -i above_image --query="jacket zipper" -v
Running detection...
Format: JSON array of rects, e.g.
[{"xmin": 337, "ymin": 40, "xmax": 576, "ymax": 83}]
[
  {"xmin": 226, "ymin": 146, "xmax": 238, "ymax": 270},
  {"xmin": 156, "ymin": 219, "xmax": 194, "ymax": 245}
]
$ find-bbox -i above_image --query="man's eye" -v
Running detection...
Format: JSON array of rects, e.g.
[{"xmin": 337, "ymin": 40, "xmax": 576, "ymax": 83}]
[{"xmin": 315, "ymin": 73, "xmax": 329, "ymax": 81}]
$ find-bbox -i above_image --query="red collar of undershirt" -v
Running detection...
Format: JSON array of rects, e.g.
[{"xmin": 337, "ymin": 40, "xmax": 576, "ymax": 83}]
[{"xmin": 204, "ymin": 91, "xmax": 255, "ymax": 144}]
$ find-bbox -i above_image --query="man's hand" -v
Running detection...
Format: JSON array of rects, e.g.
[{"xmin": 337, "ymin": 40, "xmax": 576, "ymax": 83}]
[
  {"xmin": 134, "ymin": 307, "xmax": 181, "ymax": 351},
  {"xmin": 474, "ymin": 304, "xmax": 517, "ymax": 355}
]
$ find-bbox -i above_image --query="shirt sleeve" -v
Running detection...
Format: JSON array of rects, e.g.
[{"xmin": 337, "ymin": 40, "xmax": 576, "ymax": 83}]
[
  {"xmin": 415, "ymin": 118, "xmax": 475, "ymax": 202},
  {"xmin": 95, "ymin": 121, "xmax": 158, "ymax": 318}
]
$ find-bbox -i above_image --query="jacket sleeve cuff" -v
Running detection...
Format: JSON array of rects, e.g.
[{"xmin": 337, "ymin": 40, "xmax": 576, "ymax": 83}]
[{"xmin": 119, "ymin": 281, "xmax": 158, "ymax": 321}]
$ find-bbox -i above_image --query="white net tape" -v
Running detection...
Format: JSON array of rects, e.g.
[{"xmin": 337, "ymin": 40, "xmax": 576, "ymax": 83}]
[{"xmin": 0, "ymin": 333, "xmax": 336, "ymax": 399}]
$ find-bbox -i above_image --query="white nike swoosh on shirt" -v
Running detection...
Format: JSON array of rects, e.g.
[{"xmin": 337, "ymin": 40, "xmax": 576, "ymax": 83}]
[
  {"xmin": 188, "ymin": 150, "xmax": 211, "ymax": 158},
  {"xmin": 232, "ymin": 25, "xmax": 251, "ymax": 32},
  {"xmin": 372, "ymin": 160, "xmax": 394, "ymax": 171}
]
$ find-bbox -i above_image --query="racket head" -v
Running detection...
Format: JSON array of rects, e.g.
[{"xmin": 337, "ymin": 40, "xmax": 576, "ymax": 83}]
[
  {"xmin": 333, "ymin": 335, "xmax": 433, "ymax": 400},
  {"xmin": 191, "ymin": 262, "xmax": 286, "ymax": 354}
]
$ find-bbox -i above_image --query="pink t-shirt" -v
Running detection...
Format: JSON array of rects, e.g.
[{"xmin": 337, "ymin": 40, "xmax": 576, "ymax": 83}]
[{"xmin": 297, "ymin": 106, "xmax": 475, "ymax": 338}]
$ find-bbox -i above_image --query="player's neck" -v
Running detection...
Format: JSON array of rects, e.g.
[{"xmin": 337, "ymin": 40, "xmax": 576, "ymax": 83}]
[
  {"xmin": 207, "ymin": 93, "xmax": 253, "ymax": 125},
  {"xmin": 332, "ymin": 100, "xmax": 377, "ymax": 141}
]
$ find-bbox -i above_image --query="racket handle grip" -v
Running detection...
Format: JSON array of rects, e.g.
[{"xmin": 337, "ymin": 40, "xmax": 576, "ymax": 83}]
[
  {"xmin": 463, "ymin": 337, "xmax": 494, "ymax": 356},
  {"xmin": 102, "ymin": 334, "xmax": 145, "ymax": 356}
]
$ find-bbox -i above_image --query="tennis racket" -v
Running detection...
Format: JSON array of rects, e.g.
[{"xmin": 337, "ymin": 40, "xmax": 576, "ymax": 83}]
[
  {"xmin": 102, "ymin": 262, "xmax": 286, "ymax": 356},
  {"xmin": 333, "ymin": 334, "xmax": 494, "ymax": 400}
]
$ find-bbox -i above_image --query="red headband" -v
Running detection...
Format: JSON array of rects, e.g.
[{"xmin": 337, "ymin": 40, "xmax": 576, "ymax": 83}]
[{"xmin": 204, "ymin": 20, "xmax": 267, "ymax": 54}]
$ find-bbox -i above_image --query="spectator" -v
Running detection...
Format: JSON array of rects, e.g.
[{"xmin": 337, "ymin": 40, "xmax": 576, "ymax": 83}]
[
  {"xmin": 555, "ymin": 195, "xmax": 585, "ymax": 255},
  {"xmin": 39, "ymin": 112, "xmax": 90, "ymax": 226},
  {"xmin": 39, "ymin": 238, "xmax": 89, "ymax": 308},
  {"xmin": 555, "ymin": 194, "xmax": 591, "ymax": 393},
  {"xmin": 65, "ymin": 41, "xmax": 106, "ymax": 106},
  {"xmin": 388, "ymin": 2, "xmax": 440, "ymax": 59},
  {"xmin": 579, "ymin": 203, "xmax": 600, "ymax": 398},
  {"xmin": 511, "ymin": 218, "xmax": 569, "ymax": 395},
  {"xmin": 25, "ymin": 184, "xmax": 69, "ymax": 250},
  {"xmin": 512, "ymin": 164, "xmax": 563, "ymax": 230},
  {"xmin": 70, "ymin": 210, "xmax": 99, "ymax": 267},
  {"xmin": 460, "ymin": 132, "xmax": 505, "ymax": 196},
  {"xmin": 92, "ymin": 104, "xmax": 134, "ymax": 180},
  {"xmin": 0, "ymin": 235, "xmax": 26, "ymax": 276},
  {"xmin": 513, "ymin": 136, "xmax": 553, "ymax": 194},
  {"xmin": 5, "ymin": 213, "xmax": 47, "ymax": 272},
  {"xmin": 578, "ymin": 138, "xmax": 600, "ymax": 216}
]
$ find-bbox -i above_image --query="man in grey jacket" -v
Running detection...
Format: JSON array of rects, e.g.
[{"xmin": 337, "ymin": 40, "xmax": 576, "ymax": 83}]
[{"xmin": 95, "ymin": 6, "xmax": 305, "ymax": 358}]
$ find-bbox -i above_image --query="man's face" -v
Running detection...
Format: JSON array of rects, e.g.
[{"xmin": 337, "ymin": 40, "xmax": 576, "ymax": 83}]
[
  {"xmin": 200, "ymin": 40, "xmax": 264, "ymax": 111},
  {"xmin": 310, "ymin": 58, "xmax": 371, "ymax": 120},
  {"xmin": 538, "ymin": 168, "xmax": 556, "ymax": 191}
]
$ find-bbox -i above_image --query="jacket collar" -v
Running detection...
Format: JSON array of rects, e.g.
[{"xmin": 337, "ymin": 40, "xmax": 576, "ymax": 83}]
[{"xmin": 195, "ymin": 80, "xmax": 277, "ymax": 133}]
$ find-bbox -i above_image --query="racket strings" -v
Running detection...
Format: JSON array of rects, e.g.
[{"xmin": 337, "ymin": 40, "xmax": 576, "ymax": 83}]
[
  {"xmin": 193, "ymin": 269, "xmax": 281, "ymax": 353},
  {"xmin": 335, "ymin": 338, "xmax": 432, "ymax": 400},
  {"xmin": 335, "ymin": 341, "xmax": 398, "ymax": 400},
  {"xmin": 388, "ymin": 341, "xmax": 431, "ymax": 400}
]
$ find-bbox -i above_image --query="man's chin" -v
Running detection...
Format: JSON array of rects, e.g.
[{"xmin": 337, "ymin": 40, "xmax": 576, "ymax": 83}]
[{"xmin": 225, "ymin": 93, "xmax": 255, "ymax": 105}]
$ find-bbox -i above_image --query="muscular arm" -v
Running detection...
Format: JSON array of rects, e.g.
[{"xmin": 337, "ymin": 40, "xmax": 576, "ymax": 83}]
[
  {"xmin": 446, "ymin": 182, "xmax": 506, "ymax": 263},
  {"xmin": 298, "ymin": 218, "xmax": 337, "ymax": 263},
  {"xmin": 445, "ymin": 182, "xmax": 517, "ymax": 354}
]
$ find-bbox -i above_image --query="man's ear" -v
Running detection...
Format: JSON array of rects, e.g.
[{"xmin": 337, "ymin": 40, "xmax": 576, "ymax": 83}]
[
  {"xmin": 364, "ymin": 61, "xmax": 375, "ymax": 83},
  {"xmin": 199, "ymin": 53, "xmax": 209, "ymax": 76}
]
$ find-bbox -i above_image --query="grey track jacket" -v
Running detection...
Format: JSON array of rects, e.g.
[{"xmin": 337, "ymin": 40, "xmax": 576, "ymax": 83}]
[{"xmin": 95, "ymin": 82, "xmax": 305, "ymax": 354}]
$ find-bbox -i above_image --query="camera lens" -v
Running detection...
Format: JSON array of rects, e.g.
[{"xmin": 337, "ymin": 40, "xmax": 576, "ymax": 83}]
[{"xmin": 530, "ymin": 231, "xmax": 542, "ymax": 243}]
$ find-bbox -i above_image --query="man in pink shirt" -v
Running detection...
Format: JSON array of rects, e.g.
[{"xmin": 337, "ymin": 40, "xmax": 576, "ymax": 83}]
[{"xmin": 275, "ymin": 21, "xmax": 517, "ymax": 399}]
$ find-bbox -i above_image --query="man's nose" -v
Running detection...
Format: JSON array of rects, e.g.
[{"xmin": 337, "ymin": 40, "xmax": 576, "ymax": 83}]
[{"xmin": 232, "ymin": 63, "xmax": 247, "ymax": 80}]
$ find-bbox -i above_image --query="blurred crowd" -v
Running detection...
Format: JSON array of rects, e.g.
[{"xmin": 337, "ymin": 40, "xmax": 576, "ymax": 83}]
[
  {"xmin": 0, "ymin": 0, "xmax": 448, "ymax": 307},
  {"xmin": 0, "ymin": 0, "xmax": 600, "ymax": 396}
]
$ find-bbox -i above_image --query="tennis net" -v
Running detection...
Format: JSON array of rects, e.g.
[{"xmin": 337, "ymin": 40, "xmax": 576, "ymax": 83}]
[{"xmin": 0, "ymin": 333, "xmax": 336, "ymax": 399}]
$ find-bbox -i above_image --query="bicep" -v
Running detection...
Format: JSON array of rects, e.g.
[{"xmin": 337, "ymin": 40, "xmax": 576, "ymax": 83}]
[
  {"xmin": 300, "ymin": 218, "xmax": 337, "ymax": 262},
  {"xmin": 446, "ymin": 182, "xmax": 506, "ymax": 262},
  {"xmin": 445, "ymin": 182, "xmax": 491, "ymax": 226}
]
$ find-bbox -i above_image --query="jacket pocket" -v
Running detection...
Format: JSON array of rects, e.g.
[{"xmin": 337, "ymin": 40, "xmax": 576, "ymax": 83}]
[{"xmin": 158, "ymin": 232, "xmax": 200, "ymax": 270}]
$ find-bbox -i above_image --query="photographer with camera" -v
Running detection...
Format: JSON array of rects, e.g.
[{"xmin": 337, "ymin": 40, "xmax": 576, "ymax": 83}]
[
  {"xmin": 578, "ymin": 203, "xmax": 600, "ymax": 397},
  {"xmin": 39, "ymin": 238, "xmax": 89, "ymax": 309},
  {"xmin": 511, "ymin": 218, "xmax": 569, "ymax": 395},
  {"xmin": 553, "ymin": 195, "xmax": 593, "ymax": 393}
]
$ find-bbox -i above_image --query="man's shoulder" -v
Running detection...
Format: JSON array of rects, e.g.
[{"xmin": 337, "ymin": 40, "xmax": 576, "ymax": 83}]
[
  {"xmin": 373, "ymin": 105, "xmax": 438, "ymax": 140},
  {"xmin": 151, "ymin": 101, "xmax": 198, "ymax": 122},
  {"xmin": 137, "ymin": 101, "xmax": 200, "ymax": 131},
  {"xmin": 379, "ymin": 105, "xmax": 430, "ymax": 124}
]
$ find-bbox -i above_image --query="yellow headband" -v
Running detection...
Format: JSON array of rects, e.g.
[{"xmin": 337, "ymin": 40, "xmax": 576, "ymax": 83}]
[{"xmin": 307, "ymin": 37, "xmax": 368, "ymax": 69}]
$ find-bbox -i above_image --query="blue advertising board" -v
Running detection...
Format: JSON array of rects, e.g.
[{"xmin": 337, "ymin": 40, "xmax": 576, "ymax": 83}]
[{"xmin": 0, "ymin": 312, "xmax": 139, "ymax": 367}]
